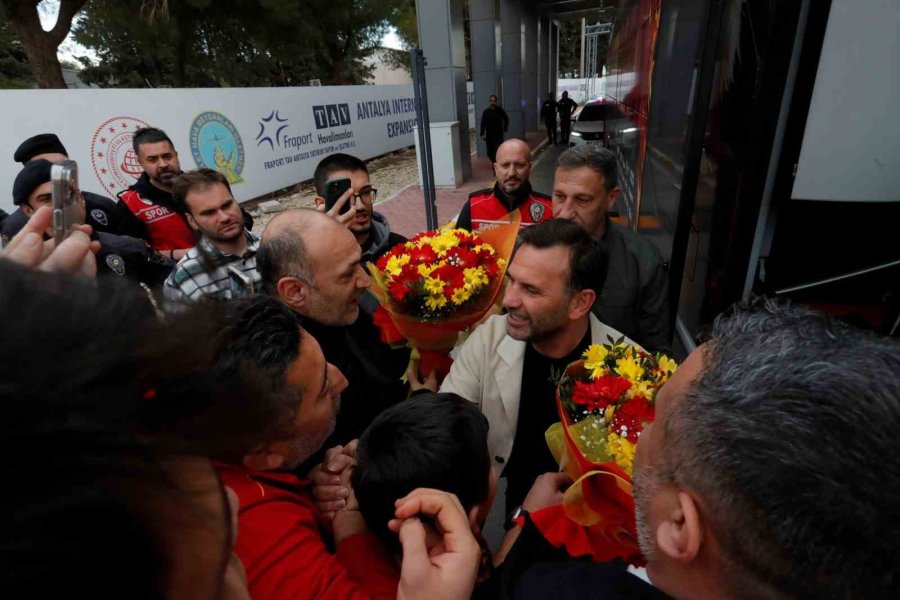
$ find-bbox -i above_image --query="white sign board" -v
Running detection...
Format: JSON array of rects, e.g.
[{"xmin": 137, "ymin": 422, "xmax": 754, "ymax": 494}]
[{"xmin": 0, "ymin": 84, "xmax": 417, "ymax": 213}]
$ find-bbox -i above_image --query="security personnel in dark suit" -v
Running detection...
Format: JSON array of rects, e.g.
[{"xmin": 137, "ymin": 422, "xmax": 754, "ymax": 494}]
[
  {"xmin": 540, "ymin": 93, "xmax": 559, "ymax": 145},
  {"xmin": 557, "ymin": 91, "xmax": 578, "ymax": 144},
  {"xmin": 1, "ymin": 133, "xmax": 119, "ymax": 245},
  {"xmin": 480, "ymin": 94, "xmax": 510, "ymax": 163},
  {"xmin": 11, "ymin": 160, "xmax": 174, "ymax": 286}
]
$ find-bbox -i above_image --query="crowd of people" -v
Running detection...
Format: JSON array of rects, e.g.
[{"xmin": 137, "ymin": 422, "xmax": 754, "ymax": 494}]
[{"xmin": 1, "ymin": 126, "xmax": 898, "ymax": 600}]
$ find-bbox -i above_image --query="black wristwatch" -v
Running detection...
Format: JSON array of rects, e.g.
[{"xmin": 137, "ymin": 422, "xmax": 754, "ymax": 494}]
[{"xmin": 504, "ymin": 505, "xmax": 528, "ymax": 531}]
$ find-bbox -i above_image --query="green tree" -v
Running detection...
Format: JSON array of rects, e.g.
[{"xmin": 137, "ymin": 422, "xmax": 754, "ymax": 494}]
[
  {"xmin": 0, "ymin": 13, "xmax": 35, "ymax": 88},
  {"xmin": 0, "ymin": 0, "xmax": 86, "ymax": 88},
  {"xmin": 74, "ymin": 0, "xmax": 403, "ymax": 88}
]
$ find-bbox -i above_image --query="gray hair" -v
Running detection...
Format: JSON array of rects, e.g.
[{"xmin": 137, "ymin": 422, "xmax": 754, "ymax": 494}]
[
  {"xmin": 661, "ymin": 299, "xmax": 900, "ymax": 600},
  {"xmin": 556, "ymin": 145, "xmax": 618, "ymax": 192}
]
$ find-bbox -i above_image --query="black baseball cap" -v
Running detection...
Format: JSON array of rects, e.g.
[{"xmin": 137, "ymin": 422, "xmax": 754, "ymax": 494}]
[{"xmin": 12, "ymin": 159, "xmax": 53, "ymax": 206}]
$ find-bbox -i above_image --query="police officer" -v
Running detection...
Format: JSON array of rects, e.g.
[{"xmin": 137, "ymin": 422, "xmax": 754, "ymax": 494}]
[
  {"xmin": 12, "ymin": 160, "xmax": 173, "ymax": 286},
  {"xmin": 456, "ymin": 139, "xmax": 553, "ymax": 234},
  {"xmin": 1, "ymin": 134, "xmax": 119, "ymax": 246},
  {"xmin": 541, "ymin": 92, "xmax": 559, "ymax": 145},
  {"xmin": 557, "ymin": 91, "xmax": 578, "ymax": 145}
]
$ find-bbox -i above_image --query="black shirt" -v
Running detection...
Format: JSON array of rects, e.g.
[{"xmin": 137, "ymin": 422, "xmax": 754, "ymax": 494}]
[
  {"xmin": 503, "ymin": 328, "xmax": 592, "ymax": 513},
  {"xmin": 480, "ymin": 105, "xmax": 510, "ymax": 139},
  {"xmin": 558, "ymin": 97, "xmax": 578, "ymax": 122}
]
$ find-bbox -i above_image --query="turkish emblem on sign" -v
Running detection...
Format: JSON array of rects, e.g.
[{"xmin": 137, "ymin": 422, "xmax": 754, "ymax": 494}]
[{"xmin": 90, "ymin": 116, "xmax": 150, "ymax": 198}]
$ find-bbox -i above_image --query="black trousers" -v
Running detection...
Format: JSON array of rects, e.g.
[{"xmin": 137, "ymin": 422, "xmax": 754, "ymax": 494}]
[
  {"xmin": 486, "ymin": 136, "xmax": 503, "ymax": 163},
  {"xmin": 544, "ymin": 119, "xmax": 557, "ymax": 144},
  {"xmin": 560, "ymin": 119, "xmax": 572, "ymax": 143}
]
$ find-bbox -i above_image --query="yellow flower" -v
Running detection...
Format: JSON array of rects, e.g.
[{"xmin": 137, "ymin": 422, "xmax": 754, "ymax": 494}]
[
  {"xmin": 451, "ymin": 287, "xmax": 471, "ymax": 305},
  {"xmin": 417, "ymin": 263, "xmax": 436, "ymax": 277},
  {"xmin": 615, "ymin": 355, "xmax": 644, "ymax": 382},
  {"xmin": 463, "ymin": 266, "xmax": 488, "ymax": 290},
  {"xmin": 627, "ymin": 379, "xmax": 656, "ymax": 400},
  {"xmin": 473, "ymin": 244, "xmax": 495, "ymax": 255},
  {"xmin": 657, "ymin": 355, "xmax": 677, "ymax": 376},
  {"xmin": 607, "ymin": 433, "xmax": 636, "ymax": 475},
  {"xmin": 582, "ymin": 344, "xmax": 610, "ymax": 378},
  {"xmin": 424, "ymin": 276, "xmax": 445, "ymax": 295},
  {"xmin": 425, "ymin": 294, "xmax": 448, "ymax": 311},
  {"xmin": 428, "ymin": 231, "xmax": 459, "ymax": 256},
  {"xmin": 385, "ymin": 254, "xmax": 411, "ymax": 277},
  {"xmin": 497, "ymin": 257, "xmax": 506, "ymax": 268}
]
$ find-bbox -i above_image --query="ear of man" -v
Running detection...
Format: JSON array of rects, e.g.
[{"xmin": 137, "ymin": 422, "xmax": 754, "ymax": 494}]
[
  {"xmin": 606, "ymin": 187, "xmax": 621, "ymax": 211},
  {"xmin": 242, "ymin": 445, "xmax": 287, "ymax": 471},
  {"xmin": 655, "ymin": 488, "xmax": 703, "ymax": 563},
  {"xmin": 567, "ymin": 288, "xmax": 597, "ymax": 320},
  {"xmin": 276, "ymin": 276, "xmax": 310, "ymax": 314}
]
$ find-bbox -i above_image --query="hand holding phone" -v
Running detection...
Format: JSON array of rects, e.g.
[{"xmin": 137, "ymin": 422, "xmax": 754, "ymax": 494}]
[
  {"xmin": 324, "ymin": 177, "xmax": 354, "ymax": 216},
  {"xmin": 51, "ymin": 160, "xmax": 84, "ymax": 246}
]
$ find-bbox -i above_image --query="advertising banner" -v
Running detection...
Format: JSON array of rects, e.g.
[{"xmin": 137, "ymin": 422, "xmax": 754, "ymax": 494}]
[{"xmin": 0, "ymin": 84, "xmax": 417, "ymax": 213}]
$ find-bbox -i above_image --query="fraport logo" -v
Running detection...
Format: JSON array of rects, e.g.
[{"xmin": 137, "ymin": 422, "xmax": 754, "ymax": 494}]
[
  {"xmin": 190, "ymin": 111, "xmax": 245, "ymax": 184},
  {"xmin": 256, "ymin": 109, "xmax": 290, "ymax": 150},
  {"xmin": 312, "ymin": 104, "xmax": 351, "ymax": 130}
]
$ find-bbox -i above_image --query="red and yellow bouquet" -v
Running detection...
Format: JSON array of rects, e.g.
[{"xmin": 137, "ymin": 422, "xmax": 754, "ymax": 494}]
[
  {"xmin": 535, "ymin": 339, "xmax": 677, "ymax": 565},
  {"xmin": 366, "ymin": 225, "xmax": 518, "ymax": 378}
]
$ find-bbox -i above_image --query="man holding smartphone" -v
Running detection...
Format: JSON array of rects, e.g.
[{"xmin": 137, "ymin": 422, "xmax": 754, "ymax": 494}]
[
  {"xmin": 163, "ymin": 168, "xmax": 261, "ymax": 303},
  {"xmin": 10, "ymin": 159, "xmax": 172, "ymax": 285},
  {"xmin": 312, "ymin": 153, "xmax": 406, "ymax": 265},
  {"xmin": 2, "ymin": 133, "xmax": 120, "ymax": 246}
]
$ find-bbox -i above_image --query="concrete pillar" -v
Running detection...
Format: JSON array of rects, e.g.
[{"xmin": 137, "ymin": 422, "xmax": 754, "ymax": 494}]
[
  {"xmin": 500, "ymin": 0, "xmax": 524, "ymax": 140},
  {"xmin": 415, "ymin": 0, "xmax": 471, "ymax": 180},
  {"xmin": 470, "ymin": 0, "xmax": 500, "ymax": 158},
  {"xmin": 523, "ymin": 9, "xmax": 539, "ymax": 132},
  {"xmin": 539, "ymin": 17, "xmax": 551, "ymax": 97},
  {"xmin": 550, "ymin": 20, "xmax": 559, "ymax": 99}
]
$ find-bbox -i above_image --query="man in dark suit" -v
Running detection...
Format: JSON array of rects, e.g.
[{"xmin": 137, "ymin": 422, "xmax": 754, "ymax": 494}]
[{"xmin": 480, "ymin": 94, "xmax": 509, "ymax": 163}]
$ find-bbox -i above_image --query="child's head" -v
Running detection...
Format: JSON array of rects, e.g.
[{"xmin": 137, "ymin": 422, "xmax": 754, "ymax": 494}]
[{"xmin": 352, "ymin": 393, "xmax": 495, "ymax": 549}]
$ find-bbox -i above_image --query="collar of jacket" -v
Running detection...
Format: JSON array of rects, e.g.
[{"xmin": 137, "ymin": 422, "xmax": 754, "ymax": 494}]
[{"xmin": 492, "ymin": 180, "xmax": 534, "ymax": 212}]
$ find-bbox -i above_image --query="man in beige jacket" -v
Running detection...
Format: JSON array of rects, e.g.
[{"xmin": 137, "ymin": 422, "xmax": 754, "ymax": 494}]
[{"xmin": 418, "ymin": 220, "xmax": 633, "ymax": 514}]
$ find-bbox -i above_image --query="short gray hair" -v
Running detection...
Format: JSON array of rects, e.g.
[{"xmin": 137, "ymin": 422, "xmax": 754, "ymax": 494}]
[
  {"xmin": 660, "ymin": 299, "xmax": 900, "ymax": 600},
  {"xmin": 556, "ymin": 145, "xmax": 618, "ymax": 191}
]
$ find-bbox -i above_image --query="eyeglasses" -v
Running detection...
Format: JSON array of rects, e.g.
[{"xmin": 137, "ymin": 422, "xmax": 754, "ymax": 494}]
[{"xmin": 352, "ymin": 188, "xmax": 378, "ymax": 206}]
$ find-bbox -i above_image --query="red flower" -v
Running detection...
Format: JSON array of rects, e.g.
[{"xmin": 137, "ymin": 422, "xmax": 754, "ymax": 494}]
[
  {"xmin": 571, "ymin": 375, "xmax": 631, "ymax": 412},
  {"xmin": 611, "ymin": 396, "xmax": 654, "ymax": 443},
  {"xmin": 445, "ymin": 246, "xmax": 479, "ymax": 269},
  {"xmin": 409, "ymin": 245, "xmax": 438, "ymax": 265},
  {"xmin": 389, "ymin": 280, "xmax": 412, "ymax": 303}
]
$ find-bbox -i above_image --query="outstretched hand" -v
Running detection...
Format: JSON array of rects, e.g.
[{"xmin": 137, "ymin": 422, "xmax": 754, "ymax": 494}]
[
  {"xmin": 389, "ymin": 488, "xmax": 481, "ymax": 600},
  {"xmin": 309, "ymin": 441, "xmax": 357, "ymax": 519},
  {"xmin": 1, "ymin": 206, "xmax": 99, "ymax": 277}
]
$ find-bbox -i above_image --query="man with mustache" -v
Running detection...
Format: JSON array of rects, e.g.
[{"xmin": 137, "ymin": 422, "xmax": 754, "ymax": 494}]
[
  {"xmin": 115, "ymin": 127, "xmax": 197, "ymax": 261},
  {"xmin": 456, "ymin": 139, "xmax": 553, "ymax": 235},
  {"xmin": 163, "ymin": 169, "xmax": 261, "ymax": 302},
  {"xmin": 416, "ymin": 220, "xmax": 630, "ymax": 514}
]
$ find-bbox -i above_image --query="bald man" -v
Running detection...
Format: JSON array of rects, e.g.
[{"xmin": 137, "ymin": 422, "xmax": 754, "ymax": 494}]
[
  {"xmin": 456, "ymin": 139, "xmax": 552, "ymax": 234},
  {"xmin": 257, "ymin": 209, "xmax": 408, "ymax": 473}
]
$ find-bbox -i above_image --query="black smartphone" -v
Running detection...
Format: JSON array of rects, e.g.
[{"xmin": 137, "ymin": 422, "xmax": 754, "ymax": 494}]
[
  {"xmin": 51, "ymin": 160, "xmax": 83, "ymax": 245},
  {"xmin": 324, "ymin": 177, "xmax": 352, "ymax": 215}
]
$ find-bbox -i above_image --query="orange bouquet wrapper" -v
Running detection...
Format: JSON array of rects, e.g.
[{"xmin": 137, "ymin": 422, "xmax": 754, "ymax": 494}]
[
  {"xmin": 538, "ymin": 344, "xmax": 677, "ymax": 565},
  {"xmin": 366, "ymin": 215, "xmax": 520, "ymax": 380}
]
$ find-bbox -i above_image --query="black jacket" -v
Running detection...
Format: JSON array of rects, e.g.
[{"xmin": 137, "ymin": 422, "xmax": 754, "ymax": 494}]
[
  {"xmin": 481, "ymin": 105, "xmax": 510, "ymax": 140},
  {"xmin": 514, "ymin": 562, "xmax": 672, "ymax": 600},
  {"xmin": 95, "ymin": 231, "xmax": 175, "ymax": 287}
]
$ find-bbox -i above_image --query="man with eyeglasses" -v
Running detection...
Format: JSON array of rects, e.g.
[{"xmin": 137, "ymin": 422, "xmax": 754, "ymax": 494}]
[{"xmin": 313, "ymin": 153, "xmax": 407, "ymax": 265}]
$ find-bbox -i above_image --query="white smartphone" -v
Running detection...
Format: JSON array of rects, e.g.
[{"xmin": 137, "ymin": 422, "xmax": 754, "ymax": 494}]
[{"xmin": 51, "ymin": 160, "xmax": 83, "ymax": 246}]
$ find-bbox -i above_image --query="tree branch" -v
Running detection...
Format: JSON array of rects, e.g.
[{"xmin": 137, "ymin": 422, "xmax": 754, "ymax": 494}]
[{"xmin": 49, "ymin": 0, "xmax": 87, "ymax": 46}]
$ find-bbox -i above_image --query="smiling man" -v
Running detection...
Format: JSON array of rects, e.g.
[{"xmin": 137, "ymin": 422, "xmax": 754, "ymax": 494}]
[
  {"xmin": 430, "ymin": 219, "xmax": 631, "ymax": 514},
  {"xmin": 163, "ymin": 169, "xmax": 261, "ymax": 302},
  {"xmin": 258, "ymin": 209, "xmax": 407, "ymax": 472}
]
